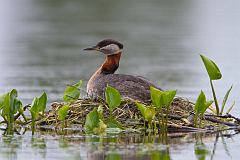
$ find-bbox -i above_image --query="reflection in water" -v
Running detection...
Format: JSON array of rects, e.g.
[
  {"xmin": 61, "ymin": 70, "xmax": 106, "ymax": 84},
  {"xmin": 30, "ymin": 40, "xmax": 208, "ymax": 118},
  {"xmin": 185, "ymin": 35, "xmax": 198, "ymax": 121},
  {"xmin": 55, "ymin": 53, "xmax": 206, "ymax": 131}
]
[
  {"xmin": 194, "ymin": 135, "xmax": 210, "ymax": 160},
  {"xmin": 0, "ymin": 130, "xmax": 239, "ymax": 160},
  {"xmin": 31, "ymin": 137, "xmax": 47, "ymax": 159}
]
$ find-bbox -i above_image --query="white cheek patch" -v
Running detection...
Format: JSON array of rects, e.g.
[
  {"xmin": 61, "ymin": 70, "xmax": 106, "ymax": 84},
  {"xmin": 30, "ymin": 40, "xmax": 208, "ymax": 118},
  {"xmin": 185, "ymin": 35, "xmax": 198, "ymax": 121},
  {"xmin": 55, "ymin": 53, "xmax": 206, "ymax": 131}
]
[{"xmin": 100, "ymin": 44, "xmax": 121, "ymax": 54}]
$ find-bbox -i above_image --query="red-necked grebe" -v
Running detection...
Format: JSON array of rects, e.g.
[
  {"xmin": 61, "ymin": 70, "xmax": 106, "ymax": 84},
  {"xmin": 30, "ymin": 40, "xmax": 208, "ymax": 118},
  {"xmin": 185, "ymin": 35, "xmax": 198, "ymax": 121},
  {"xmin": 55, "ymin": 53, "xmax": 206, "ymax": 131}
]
[{"xmin": 84, "ymin": 39, "xmax": 162, "ymax": 103}]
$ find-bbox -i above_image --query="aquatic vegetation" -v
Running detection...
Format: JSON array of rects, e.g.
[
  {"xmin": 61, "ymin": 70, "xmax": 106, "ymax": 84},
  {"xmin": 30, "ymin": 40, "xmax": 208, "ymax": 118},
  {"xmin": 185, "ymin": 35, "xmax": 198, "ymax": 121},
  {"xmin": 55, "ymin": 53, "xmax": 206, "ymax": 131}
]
[
  {"xmin": 200, "ymin": 55, "xmax": 233, "ymax": 116},
  {"xmin": 136, "ymin": 102, "xmax": 156, "ymax": 130},
  {"xmin": 194, "ymin": 141, "xmax": 210, "ymax": 160},
  {"xmin": 55, "ymin": 81, "xmax": 82, "ymax": 131},
  {"xmin": 0, "ymin": 89, "xmax": 25, "ymax": 134},
  {"xmin": 63, "ymin": 80, "xmax": 82, "ymax": 102},
  {"xmin": 105, "ymin": 85, "xmax": 122, "ymax": 119},
  {"xmin": 84, "ymin": 107, "xmax": 107, "ymax": 134},
  {"xmin": 84, "ymin": 85, "xmax": 122, "ymax": 134},
  {"xmin": 220, "ymin": 85, "xmax": 234, "ymax": 115},
  {"xmin": 0, "ymin": 89, "xmax": 47, "ymax": 135},
  {"xmin": 136, "ymin": 87, "xmax": 176, "ymax": 132},
  {"xmin": 194, "ymin": 91, "xmax": 213, "ymax": 127},
  {"xmin": 104, "ymin": 85, "xmax": 123, "ymax": 128},
  {"xmin": 30, "ymin": 92, "xmax": 48, "ymax": 135},
  {"xmin": 57, "ymin": 104, "xmax": 70, "ymax": 129}
]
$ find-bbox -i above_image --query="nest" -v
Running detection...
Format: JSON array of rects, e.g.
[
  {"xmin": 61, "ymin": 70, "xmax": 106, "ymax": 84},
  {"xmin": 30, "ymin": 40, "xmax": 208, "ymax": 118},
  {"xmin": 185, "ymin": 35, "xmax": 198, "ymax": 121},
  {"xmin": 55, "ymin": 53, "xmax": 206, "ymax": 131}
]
[
  {"xmin": 37, "ymin": 98, "xmax": 195, "ymax": 131},
  {"xmin": 36, "ymin": 97, "xmax": 240, "ymax": 134}
]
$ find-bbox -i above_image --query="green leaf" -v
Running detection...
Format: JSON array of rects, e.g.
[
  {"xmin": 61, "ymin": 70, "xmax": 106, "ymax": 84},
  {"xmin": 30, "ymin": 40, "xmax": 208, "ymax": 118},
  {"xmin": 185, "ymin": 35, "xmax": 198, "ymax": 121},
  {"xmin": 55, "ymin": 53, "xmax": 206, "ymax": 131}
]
[
  {"xmin": 194, "ymin": 91, "xmax": 206, "ymax": 114},
  {"xmin": 30, "ymin": 92, "xmax": 48, "ymax": 120},
  {"xmin": 200, "ymin": 54, "xmax": 222, "ymax": 80},
  {"xmin": 136, "ymin": 102, "xmax": 147, "ymax": 117},
  {"xmin": 106, "ymin": 118, "xmax": 123, "ymax": 129},
  {"xmin": 201, "ymin": 100, "xmax": 213, "ymax": 115},
  {"xmin": 2, "ymin": 93, "xmax": 11, "ymax": 120},
  {"xmin": 7, "ymin": 89, "xmax": 19, "ymax": 114},
  {"xmin": 38, "ymin": 92, "xmax": 47, "ymax": 112},
  {"xmin": 84, "ymin": 108, "xmax": 100, "ymax": 134},
  {"xmin": 150, "ymin": 86, "xmax": 163, "ymax": 108},
  {"xmin": 13, "ymin": 99, "xmax": 22, "ymax": 114},
  {"xmin": 30, "ymin": 97, "xmax": 39, "ymax": 120},
  {"xmin": 144, "ymin": 105, "xmax": 156, "ymax": 122},
  {"xmin": 97, "ymin": 105, "xmax": 104, "ymax": 120},
  {"xmin": 1, "ymin": 89, "xmax": 22, "ymax": 119},
  {"xmin": 93, "ymin": 119, "xmax": 107, "ymax": 134},
  {"xmin": 194, "ymin": 91, "xmax": 213, "ymax": 115},
  {"xmin": 58, "ymin": 105, "xmax": 69, "ymax": 121},
  {"xmin": 0, "ymin": 93, "xmax": 7, "ymax": 109},
  {"xmin": 63, "ymin": 80, "xmax": 82, "ymax": 102},
  {"xmin": 105, "ymin": 85, "xmax": 121, "ymax": 112},
  {"xmin": 161, "ymin": 90, "xmax": 177, "ymax": 107},
  {"xmin": 220, "ymin": 85, "xmax": 233, "ymax": 115}
]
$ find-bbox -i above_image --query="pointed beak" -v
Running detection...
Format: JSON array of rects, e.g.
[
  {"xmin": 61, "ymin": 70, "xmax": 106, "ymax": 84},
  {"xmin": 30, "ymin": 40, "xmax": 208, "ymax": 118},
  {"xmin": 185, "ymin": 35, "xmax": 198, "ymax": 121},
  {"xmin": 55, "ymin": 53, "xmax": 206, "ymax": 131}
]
[{"xmin": 83, "ymin": 46, "xmax": 100, "ymax": 51}]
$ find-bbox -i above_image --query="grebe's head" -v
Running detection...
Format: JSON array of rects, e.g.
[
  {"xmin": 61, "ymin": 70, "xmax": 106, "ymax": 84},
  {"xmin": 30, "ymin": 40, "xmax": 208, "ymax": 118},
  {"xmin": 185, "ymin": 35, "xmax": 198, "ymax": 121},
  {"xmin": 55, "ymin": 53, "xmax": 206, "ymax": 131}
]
[{"xmin": 84, "ymin": 39, "xmax": 123, "ymax": 55}]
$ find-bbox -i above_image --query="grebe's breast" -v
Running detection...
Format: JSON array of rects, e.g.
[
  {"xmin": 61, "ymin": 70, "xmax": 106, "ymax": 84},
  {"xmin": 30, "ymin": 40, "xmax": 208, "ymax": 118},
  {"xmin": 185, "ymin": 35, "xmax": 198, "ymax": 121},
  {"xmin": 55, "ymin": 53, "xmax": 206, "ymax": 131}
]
[{"xmin": 87, "ymin": 74, "xmax": 161, "ymax": 103}]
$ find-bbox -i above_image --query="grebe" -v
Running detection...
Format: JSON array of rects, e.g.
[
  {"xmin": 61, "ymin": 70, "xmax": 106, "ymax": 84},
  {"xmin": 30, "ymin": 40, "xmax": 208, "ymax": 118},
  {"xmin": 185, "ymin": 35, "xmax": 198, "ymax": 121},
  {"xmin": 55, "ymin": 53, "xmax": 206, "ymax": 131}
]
[{"xmin": 84, "ymin": 39, "xmax": 162, "ymax": 103}]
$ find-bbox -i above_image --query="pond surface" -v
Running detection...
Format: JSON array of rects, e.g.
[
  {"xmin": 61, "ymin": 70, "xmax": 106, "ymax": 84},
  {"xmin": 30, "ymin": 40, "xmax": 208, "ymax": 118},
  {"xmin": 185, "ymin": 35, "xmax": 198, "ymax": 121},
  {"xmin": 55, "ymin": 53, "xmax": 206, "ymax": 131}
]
[
  {"xmin": 0, "ymin": 130, "xmax": 240, "ymax": 160},
  {"xmin": 0, "ymin": 0, "xmax": 240, "ymax": 159}
]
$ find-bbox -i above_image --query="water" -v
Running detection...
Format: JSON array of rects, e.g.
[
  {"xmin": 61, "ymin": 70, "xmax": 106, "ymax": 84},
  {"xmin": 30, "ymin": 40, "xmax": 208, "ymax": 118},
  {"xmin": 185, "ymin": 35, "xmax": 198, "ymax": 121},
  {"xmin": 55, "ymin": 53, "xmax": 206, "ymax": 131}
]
[
  {"xmin": 0, "ymin": 0, "xmax": 240, "ymax": 159},
  {"xmin": 0, "ymin": 130, "xmax": 239, "ymax": 160}
]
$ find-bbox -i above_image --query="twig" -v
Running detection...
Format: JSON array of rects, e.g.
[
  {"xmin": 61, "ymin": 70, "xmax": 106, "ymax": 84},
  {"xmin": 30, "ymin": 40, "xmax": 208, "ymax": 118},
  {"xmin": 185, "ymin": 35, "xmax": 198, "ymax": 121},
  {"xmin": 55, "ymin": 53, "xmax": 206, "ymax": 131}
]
[
  {"xmin": 204, "ymin": 114, "xmax": 240, "ymax": 123},
  {"xmin": 167, "ymin": 123, "xmax": 206, "ymax": 132},
  {"xmin": 204, "ymin": 115, "xmax": 239, "ymax": 127}
]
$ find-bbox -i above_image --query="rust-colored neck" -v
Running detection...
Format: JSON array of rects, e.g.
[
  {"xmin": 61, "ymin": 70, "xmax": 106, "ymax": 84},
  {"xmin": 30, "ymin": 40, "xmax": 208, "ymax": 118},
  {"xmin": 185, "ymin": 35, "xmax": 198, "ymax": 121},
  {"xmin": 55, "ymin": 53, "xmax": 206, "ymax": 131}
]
[{"xmin": 100, "ymin": 52, "xmax": 121, "ymax": 74}]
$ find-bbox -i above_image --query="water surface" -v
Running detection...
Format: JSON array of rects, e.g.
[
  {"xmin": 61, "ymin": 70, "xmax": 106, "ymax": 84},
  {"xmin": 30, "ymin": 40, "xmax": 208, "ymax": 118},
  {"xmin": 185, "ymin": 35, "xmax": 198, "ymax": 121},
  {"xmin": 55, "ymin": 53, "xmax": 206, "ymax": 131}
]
[{"xmin": 0, "ymin": 0, "xmax": 240, "ymax": 159}]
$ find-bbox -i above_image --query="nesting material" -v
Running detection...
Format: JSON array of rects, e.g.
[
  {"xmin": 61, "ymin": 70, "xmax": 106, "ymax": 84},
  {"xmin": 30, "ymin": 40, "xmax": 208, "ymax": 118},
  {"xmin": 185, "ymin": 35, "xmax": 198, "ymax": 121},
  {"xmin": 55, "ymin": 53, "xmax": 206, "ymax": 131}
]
[{"xmin": 36, "ymin": 97, "xmax": 239, "ymax": 134}]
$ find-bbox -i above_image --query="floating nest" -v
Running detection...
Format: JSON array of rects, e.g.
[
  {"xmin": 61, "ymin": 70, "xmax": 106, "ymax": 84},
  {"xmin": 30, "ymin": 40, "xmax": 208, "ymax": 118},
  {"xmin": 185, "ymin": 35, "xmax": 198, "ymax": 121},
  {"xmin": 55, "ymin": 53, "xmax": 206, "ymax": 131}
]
[{"xmin": 37, "ymin": 97, "xmax": 240, "ymax": 134}]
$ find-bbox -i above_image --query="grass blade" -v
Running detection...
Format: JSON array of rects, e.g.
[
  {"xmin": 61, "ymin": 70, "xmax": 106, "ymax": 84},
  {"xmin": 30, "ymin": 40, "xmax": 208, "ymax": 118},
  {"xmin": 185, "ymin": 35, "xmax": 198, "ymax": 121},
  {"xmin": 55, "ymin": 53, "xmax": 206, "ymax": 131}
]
[
  {"xmin": 226, "ymin": 101, "xmax": 235, "ymax": 114},
  {"xmin": 220, "ymin": 85, "xmax": 233, "ymax": 115}
]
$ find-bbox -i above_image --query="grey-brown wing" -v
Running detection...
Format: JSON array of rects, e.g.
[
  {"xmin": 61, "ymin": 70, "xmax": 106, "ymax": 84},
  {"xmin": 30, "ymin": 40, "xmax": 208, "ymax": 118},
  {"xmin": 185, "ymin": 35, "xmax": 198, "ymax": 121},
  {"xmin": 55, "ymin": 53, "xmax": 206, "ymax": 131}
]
[{"xmin": 94, "ymin": 74, "xmax": 160, "ymax": 103}]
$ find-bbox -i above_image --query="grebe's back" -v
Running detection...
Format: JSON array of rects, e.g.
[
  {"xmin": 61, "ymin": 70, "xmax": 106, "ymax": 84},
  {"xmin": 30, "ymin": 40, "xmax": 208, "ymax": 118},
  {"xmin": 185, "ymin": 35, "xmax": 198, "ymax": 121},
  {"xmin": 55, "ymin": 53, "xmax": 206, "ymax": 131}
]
[{"xmin": 88, "ymin": 73, "xmax": 160, "ymax": 103}]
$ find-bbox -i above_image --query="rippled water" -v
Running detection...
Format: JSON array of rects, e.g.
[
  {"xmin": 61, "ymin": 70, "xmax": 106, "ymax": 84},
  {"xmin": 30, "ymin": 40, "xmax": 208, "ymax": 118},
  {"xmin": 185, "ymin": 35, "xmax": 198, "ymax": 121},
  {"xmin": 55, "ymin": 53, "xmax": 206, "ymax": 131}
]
[{"xmin": 1, "ymin": 0, "xmax": 240, "ymax": 159}]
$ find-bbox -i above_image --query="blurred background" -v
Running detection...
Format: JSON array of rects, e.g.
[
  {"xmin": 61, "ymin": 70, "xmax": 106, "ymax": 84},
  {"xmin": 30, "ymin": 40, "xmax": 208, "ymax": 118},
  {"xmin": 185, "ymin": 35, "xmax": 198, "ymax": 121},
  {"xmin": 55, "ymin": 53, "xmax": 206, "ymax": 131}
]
[{"xmin": 0, "ymin": 0, "xmax": 239, "ymax": 115}]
